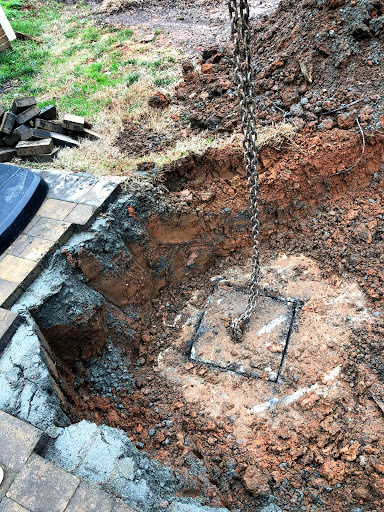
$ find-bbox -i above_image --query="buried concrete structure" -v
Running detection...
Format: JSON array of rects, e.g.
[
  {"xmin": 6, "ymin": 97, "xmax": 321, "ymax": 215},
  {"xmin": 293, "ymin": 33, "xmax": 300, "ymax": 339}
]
[
  {"xmin": 190, "ymin": 287, "xmax": 300, "ymax": 381},
  {"xmin": 0, "ymin": 132, "xmax": 384, "ymax": 510}
]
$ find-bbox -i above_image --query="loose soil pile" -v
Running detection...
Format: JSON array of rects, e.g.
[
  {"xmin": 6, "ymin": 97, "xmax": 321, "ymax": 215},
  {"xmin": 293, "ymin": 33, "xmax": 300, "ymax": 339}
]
[{"xmin": 175, "ymin": 0, "xmax": 384, "ymax": 135}]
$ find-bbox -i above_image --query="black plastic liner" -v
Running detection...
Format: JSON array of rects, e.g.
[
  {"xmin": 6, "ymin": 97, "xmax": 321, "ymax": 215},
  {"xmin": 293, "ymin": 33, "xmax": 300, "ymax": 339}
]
[{"xmin": 0, "ymin": 164, "xmax": 48, "ymax": 254}]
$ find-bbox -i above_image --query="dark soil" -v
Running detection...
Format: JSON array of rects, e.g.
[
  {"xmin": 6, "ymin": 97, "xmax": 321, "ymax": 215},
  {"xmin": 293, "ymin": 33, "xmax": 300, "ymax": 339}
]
[{"xmin": 115, "ymin": 122, "xmax": 174, "ymax": 157}]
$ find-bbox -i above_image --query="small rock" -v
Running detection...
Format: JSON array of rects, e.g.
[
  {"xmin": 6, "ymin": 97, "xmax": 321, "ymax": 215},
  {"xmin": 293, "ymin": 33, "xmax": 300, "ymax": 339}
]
[
  {"xmin": 289, "ymin": 103, "xmax": 304, "ymax": 117},
  {"xmin": 201, "ymin": 63, "xmax": 213, "ymax": 74},
  {"xmin": 337, "ymin": 112, "xmax": 355, "ymax": 129},
  {"xmin": 318, "ymin": 117, "xmax": 334, "ymax": 131},
  {"xmin": 291, "ymin": 117, "xmax": 305, "ymax": 130},
  {"xmin": 148, "ymin": 92, "xmax": 170, "ymax": 109},
  {"xmin": 243, "ymin": 465, "xmax": 270, "ymax": 496},
  {"xmin": 359, "ymin": 105, "xmax": 373, "ymax": 123}
]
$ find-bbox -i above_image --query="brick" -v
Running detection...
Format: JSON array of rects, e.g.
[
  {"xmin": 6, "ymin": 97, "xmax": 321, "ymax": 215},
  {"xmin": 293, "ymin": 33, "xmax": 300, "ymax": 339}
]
[
  {"xmin": 26, "ymin": 217, "xmax": 72, "ymax": 242},
  {"xmin": 35, "ymin": 118, "xmax": 63, "ymax": 133},
  {"xmin": 0, "ymin": 255, "xmax": 38, "ymax": 283},
  {"xmin": 15, "ymin": 105, "xmax": 41, "ymax": 125},
  {"xmin": 37, "ymin": 198, "xmax": 76, "ymax": 220},
  {"xmin": 13, "ymin": 124, "xmax": 30, "ymax": 137},
  {"xmin": 6, "ymin": 453, "xmax": 79, "ymax": 512},
  {"xmin": 0, "ymin": 113, "xmax": 16, "ymax": 135},
  {"xmin": 5, "ymin": 235, "xmax": 33, "ymax": 257},
  {"xmin": 19, "ymin": 237, "xmax": 56, "ymax": 262},
  {"xmin": 0, "ymin": 149, "xmax": 16, "ymax": 162},
  {"xmin": 39, "ymin": 105, "xmax": 57, "ymax": 120},
  {"xmin": 0, "ymin": 411, "xmax": 44, "ymax": 471},
  {"xmin": 65, "ymin": 481, "xmax": 114, "ymax": 512},
  {"xmin": 49, "ymin": 132, "xmax": 80, "ymax": 148},
  {"xmin": 0, "ymin": 308, "xmax": 22, "ymax": 354},
  {"xmin": 65, "ymin": 203, "xmax": 96, "ymax": 225},
  {"xmin": 0, "ymin": 497, "xmax": 29, "ymax": 512},
  {"xmin": 0, "ymin": 279, "xmax": 19, "ymax": 308},
  {"xmin": 11, "ymin": 97, "xmax": 37, "ymax": 115},
  {"xmin": 20, "ymin": 127, "xmax": 51, "ymax": 141},
  {"xmin": 16, "ymin": 138, "xmax": 54, "ymax": 156},
  {"xmin": 25, "ymin": 148, "xmax": 60, "ymax": 163},
  {"xmin": 3, "ymin": 131, "xmax": 21, "ymax": 146},
  {"xmin": 0, "ymin": 40, "xmax": 11, "ymax": 52},
  {"xmin": 0, "ymin": 467, "xmax": 18, "ymax": 501},
  {"xmin": 63, "ymin": 113, "xmax": 85, "ymax": 132}
]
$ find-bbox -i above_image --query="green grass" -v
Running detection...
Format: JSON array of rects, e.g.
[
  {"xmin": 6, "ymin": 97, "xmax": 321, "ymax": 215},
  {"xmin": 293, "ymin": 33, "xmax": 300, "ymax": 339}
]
[
  {"xmin": 154, "ymin": 77, "xmax": 176, "ymax": 88},
  {"xmin": 0, "ymin": 0, "xmax": 184, "ymax": 175},
  {"xmin": 126, "ymin": 72, "xmax": 140, "ymax": 85},
  {"xmin": 0, "ymin": 0, "xmax": 59, "ymax": 86}
]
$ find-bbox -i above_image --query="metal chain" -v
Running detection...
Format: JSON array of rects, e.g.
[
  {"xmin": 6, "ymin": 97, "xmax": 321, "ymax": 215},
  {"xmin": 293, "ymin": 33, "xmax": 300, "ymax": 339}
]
[{"xmin": 228, "ymin": 0, "xmax": 261, "ymax": 341}]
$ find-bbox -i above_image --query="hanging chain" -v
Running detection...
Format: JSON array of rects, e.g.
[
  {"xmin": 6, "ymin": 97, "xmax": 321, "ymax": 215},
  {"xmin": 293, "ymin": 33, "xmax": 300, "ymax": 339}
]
[{"xmin": 228, "ymin": 0, "xmax": 261, "ymax": 341}]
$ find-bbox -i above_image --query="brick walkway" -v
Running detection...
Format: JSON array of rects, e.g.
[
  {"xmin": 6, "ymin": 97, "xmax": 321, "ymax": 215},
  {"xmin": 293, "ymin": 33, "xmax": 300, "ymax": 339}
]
[
  {"xmin": 0, "ymin": 411, "xmax": 135, "ymax": 512},
  {"xmin": 0, "ymin": 168, "xmax": 133, "ymax": 511},
  {"xmin": 0, "ymin": 167, "xmax": 124, "ymax": 309}
]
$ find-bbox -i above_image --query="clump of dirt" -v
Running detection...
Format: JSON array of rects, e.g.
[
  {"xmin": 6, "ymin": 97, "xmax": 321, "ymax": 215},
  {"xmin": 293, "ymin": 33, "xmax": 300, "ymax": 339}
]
[
  {"xmin": 115, "ymin": 122, "xmax": 175, "ymax": 157},
  {"xmin": 175, "ymin": 0, "xmax": 384, "ymax": 135}
]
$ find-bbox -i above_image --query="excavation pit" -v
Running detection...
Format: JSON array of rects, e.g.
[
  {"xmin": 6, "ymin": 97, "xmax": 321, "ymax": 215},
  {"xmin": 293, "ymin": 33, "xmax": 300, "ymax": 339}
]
[
  {"xmin": 5, "ymin": 129, "xmax": 384, "ymax": 512},
  {"xmin": 190, "ymin": 285, "xmax": 299, "ymax": 381}
]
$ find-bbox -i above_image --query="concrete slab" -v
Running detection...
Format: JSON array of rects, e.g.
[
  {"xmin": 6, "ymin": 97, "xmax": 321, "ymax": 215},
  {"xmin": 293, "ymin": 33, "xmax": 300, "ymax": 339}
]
[
  {"xmin": 5, "ymin": 236, "xmax": 34, "ymax": 257},
  {"xmin": 25, "ymin": 217, "xmax": 71, "ymax": 242},
  {"xmin": 81, "ymin": 179, "xmax": 121, "ymax": 207},
  {"xmin": 60, "ymin": 177, "xmax": 98, "ymax": 203},
  {"xmin": 190, "ymin": 285, "xmax": 294, "ymax": 381},
  {"xmin": 64, "ymin": 203, "xmax": 96, "ymax": 226},
  {"xmin": 18, "ymin": 238, "xmax": 55, "ymax": 262},
  {"xmin": 0, "ymin": 279, "xmax": 20, "ymax": 308},
  {"xmin": 0, "ymin": 256, "xmax": 38, "ymax": 284},
  {"xmin": 6, "ymin": 453, "xmax": 79, "ymax": 512},
  {"xmin": 0, "ymin": 411, "xmax": 44, "ymax": 471}
]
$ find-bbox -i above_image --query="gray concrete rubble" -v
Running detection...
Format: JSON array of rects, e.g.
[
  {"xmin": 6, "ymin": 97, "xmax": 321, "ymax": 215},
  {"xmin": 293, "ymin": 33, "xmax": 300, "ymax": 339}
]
[{"xmin": 0, "ymin": 322, "xmax": 70, "ymax": 434}]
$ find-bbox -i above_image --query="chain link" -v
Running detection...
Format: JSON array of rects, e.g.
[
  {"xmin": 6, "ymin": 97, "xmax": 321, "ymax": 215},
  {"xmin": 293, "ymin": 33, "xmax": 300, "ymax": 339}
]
[{"xmin": 228, "ymin": 0, "xmax": 261, "ymax": 341}]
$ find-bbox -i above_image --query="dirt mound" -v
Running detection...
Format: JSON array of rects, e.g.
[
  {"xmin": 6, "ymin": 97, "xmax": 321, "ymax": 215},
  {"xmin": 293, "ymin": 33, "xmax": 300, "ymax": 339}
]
[
  {"xmin": 116, "ymin": 122, "xmax": 174, "ymax": 157},
  {"xmin": 175, "ymin": 0, "xmax": 384, "ymax": 135}
]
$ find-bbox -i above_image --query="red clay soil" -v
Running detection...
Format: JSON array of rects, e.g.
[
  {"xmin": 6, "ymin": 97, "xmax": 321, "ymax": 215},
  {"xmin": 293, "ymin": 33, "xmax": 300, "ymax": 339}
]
[
  {"xmin": 174, "ymin": 0, "xmax": 384, "ymax": 135},
  {"xmin": 59, "ymin": 126, "xmax": 384, "ymax": 511}
]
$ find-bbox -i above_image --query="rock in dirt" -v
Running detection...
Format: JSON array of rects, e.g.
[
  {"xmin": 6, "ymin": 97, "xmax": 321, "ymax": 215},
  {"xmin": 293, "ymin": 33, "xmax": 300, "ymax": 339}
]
[
  {"xmin": 243, "ymin": 465, "xmax": 270, "ymax": 497},
  {"xmin": 148, "ymin": 91, "xmax": 170, "ymax": 109}
]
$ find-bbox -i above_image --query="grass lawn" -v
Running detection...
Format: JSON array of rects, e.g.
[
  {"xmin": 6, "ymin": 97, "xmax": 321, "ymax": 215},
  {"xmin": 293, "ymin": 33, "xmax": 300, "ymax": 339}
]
[{"xmin": 0, "ymin": 0, "xmax": 215, "ymax": 175}]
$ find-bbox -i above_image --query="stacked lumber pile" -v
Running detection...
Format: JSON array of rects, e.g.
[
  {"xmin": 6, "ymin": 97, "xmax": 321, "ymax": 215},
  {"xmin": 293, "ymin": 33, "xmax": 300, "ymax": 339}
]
[{"xmin": 0, "ymin": 96, "xmax": 101, "ymax": 163}]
